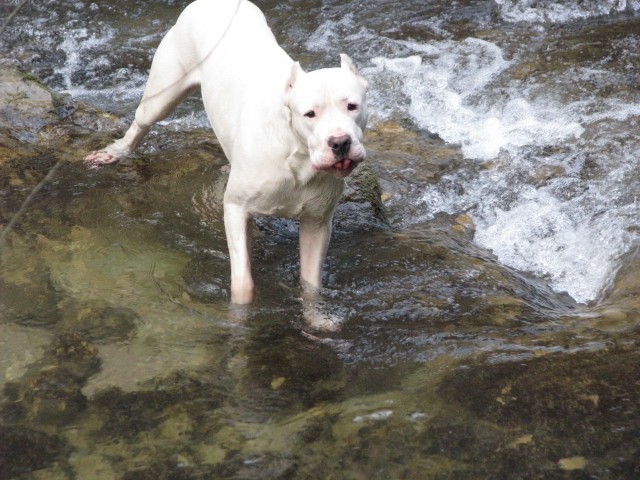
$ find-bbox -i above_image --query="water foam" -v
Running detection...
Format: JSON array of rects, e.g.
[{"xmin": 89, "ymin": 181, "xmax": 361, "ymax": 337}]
[
  {"xmin": 55, "ymin": 27, "xmax": 115, "ymax": 91},
  {"xmin": 473, "ymin": 188, "xmax": 628, "ymax": 301},
  {"xmin": 494, "ymin": 0, "xmax": 640, "ymax": 23},
  {"xmin": 365, "ymin": 39, "xmax": 584, "ymax": 161},
  {"xmin": 354, "ymin": 32, "xmax": 640, "ymax": 303}
]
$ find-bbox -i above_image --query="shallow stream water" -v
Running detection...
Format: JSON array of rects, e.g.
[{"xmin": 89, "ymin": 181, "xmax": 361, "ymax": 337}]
[{"xmin": 1, "ymin": 0, "xmax": 640, "ymax": 478}]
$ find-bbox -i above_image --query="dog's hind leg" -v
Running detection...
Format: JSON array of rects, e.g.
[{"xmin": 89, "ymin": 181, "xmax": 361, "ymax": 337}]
[
  {"xmin": 84, "ymin": 27, "xmax": 200, "ymax": 167},
  {"xmin": 224, "ymin": 201, "xmax": 255, "ymax": 304}
]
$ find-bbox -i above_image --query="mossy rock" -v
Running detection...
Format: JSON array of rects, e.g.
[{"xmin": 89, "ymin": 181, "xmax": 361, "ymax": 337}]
[
  {"xmin": 334, "ymin": 162, "xmax": 387, "ymax": 233},
  {"xmin": 0, "ymin": 425, "xmax": 68, "ymax": 478}
]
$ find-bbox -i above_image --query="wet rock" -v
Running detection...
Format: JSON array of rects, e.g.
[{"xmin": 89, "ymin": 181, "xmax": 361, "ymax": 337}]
[
  {"xmin": 599, "ymin": 252, "xmax": 640, "ymax": 315},
  {"xmin": 365, "ymin": 123, "xmax": 463, "ymax": 184},
  {"xmin": 0, "ymin": 129, "xmax": 40, "ymax": 164},
  {"xmin": 334, "ymin": 162, "xmax": 387, "ymax": 233},
  {"xmin": 452, "ymin": 213, "xmax": 476, "ymax": 239},
  {"xmin": 529, "ymin": 164, "xmax": 567, "ymax": 185},
  {"xmin": 0, "ymin": 425, "xmax": 68, "ymax": 478},
  {"xmin": 0, "ymin": 64, "xmax": 119, "ymax": 161},
  {"xmin": 0, "ymin": 65, "xmax": 57, "ymax": 144}
]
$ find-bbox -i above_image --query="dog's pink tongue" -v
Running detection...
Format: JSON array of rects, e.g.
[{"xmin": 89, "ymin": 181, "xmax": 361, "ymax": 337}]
[{"xmin": 334, "ymin": 159, "xmax": 351, "ymax": 170}]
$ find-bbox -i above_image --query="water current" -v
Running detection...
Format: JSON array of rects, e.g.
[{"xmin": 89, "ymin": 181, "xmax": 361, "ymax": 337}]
[
  {"xmin": 1, "ymin": 0, "xmax": 640, "ymax": 478},
  {"xmin": 304, "ymin": 1, "xmax": 640, "ymax": 304}
]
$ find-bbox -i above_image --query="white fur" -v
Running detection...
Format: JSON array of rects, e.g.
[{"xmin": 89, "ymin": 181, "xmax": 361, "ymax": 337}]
[{"xmin": 84, "ymin": 0, "xmax": 369, "ymax": 304}]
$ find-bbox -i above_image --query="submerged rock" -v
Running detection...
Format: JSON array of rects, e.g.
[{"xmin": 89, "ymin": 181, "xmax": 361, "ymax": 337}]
[
  {"xmin": 19, "ymin": 365, "xmax": 89, "ymax": 425},
  {"xmin": 1, "ymin": 332, "xmax": 99, "ymax": 426},
  {"xmin": 0, "ymin": 324, "xmax": 52, "ymax": 387},
  {"xmin": 0, "ymin": 234, "xmax": 61, "ymax": 326},
  {"xmin": 438, "ymin": 345, "xmax": 640, "ymax": 478},
  {"xmin": 182, "ymin": 253, "xmax": 230, "ymax": 303},
  {"xmin": 0, "ymin": 425, "xmax": 68, "ymax": 478},
  {"xmin": 87, "ymin": 368, "xmax": 226, "ymax": 440},
  {"xmin": 59, "ymin": 300, "xmax": 139, "ymax": 343}
]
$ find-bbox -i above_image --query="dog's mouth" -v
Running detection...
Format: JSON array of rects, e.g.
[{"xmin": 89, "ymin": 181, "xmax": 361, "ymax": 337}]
[
  {"xmin": 332, "ymin": 158, "xmax": 356, "ymax": 172},
  {"xmin": 314, "ymin": 157, "xmax": 362, "ymax": 178}
]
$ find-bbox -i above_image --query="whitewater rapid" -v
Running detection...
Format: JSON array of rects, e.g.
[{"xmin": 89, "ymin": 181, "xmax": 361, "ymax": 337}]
[{"xmin": 306, "ymin": 5, "xmax": 640, "ymax": 304}]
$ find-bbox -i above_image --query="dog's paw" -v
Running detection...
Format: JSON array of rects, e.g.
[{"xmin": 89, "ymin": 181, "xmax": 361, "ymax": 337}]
[{"xmin": 83, "ymin": 150, "xmax": 120, "ymax": 169}]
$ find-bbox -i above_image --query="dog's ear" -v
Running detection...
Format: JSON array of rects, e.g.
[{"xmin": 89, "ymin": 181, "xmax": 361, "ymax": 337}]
[
  {"xmin": 286, "ymin": 61, "xmax": 305, "ymax": 91},
  {"xmin": 340, "ymin": 53, "xmax": 369, "ymax": 89},
  {"xmin": 340, "ymin": 54, "xmax": 358, "ymax": 74}
]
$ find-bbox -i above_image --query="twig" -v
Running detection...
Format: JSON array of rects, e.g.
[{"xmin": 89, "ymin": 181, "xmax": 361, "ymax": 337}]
[{"xmin": 0, "ymin": 155, "xmax": 63, "ymax": 254}]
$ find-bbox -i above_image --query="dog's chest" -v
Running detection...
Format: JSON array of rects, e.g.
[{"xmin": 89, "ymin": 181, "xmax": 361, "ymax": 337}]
[{"xmin": 244, "ymin": 172, "xmax": 344, "ymax": 221}]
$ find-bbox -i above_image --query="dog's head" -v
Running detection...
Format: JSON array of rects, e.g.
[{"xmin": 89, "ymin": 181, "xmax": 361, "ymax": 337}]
[{"xmin": 286, "ymin": 54, "xmax": 368, "ymax": 179}]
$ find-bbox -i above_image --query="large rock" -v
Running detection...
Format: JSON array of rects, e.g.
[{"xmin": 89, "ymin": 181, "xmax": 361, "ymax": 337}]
[
  {"xmin": 0, "ymin": 65, "xmax": 57, "ymax": 144},
  {"xmin": 0, "ymin": 63, "xmax": 120, "ymax": 164}
]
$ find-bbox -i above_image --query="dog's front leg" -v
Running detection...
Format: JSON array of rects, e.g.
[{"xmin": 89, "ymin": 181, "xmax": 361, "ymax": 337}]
[
  {"xmin": 299, "ymin": 217, "xmax": 332, "ymax": 294},
  {"xmin": 300, "ymin": 217, "xmax": 344, "ymax": 331},
  {"xmin": 224, "ymin": 202, "xmax": 255, "ymax": 304}
]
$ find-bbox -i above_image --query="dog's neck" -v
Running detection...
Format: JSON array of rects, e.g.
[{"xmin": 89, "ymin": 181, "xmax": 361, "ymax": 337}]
[
  {"xmin": 285, "ymin": 145, "xmax": 319, "ymax": 187},
  {"xmin": 278, "ymin": 103, "xmax": 312, "ymax": 185}
]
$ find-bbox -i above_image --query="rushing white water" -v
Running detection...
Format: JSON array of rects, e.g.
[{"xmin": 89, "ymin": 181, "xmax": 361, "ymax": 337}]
[
  {"xmin": 495, "ymin": 0, "xmax": 640, "ymax": 23},
  {"xmin": 55, "ymin": 27, "xmax": 115, "ymax": 91},
  {"xmin": 340, "ymin": 23, "xmax": 639, "ymax": 303}
]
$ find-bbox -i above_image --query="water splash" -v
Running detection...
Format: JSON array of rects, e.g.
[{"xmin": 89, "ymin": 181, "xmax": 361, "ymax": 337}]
[
  {"xmin": 355, "ymin": 32, "xmax": 640, "ymax": 303},
  {"xmin": 494, "ymin": 0, "xmax": 640, "ymax": 23},
  {"xmin": 55, "ymin": 27, "xmax": 115, "ymax": 91}
]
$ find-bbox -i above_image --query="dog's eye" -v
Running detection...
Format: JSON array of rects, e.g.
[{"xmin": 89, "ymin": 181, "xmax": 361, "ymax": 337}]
[
  {"xmin": 304, "ymin": 110, "xmax": 316, "ymax": 119},
  {"xmin": 347, "ymin": 103, "xmax": 358, "ymax": 112}
]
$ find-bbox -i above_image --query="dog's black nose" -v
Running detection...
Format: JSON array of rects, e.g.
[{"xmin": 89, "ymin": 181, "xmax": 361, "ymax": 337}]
[{"xmin": 328, "ymin": 134, "xmax": 352, "ymax": 158}]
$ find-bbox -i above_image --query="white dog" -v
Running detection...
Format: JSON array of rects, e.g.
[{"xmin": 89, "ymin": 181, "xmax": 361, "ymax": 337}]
[{"xmin": 85, "ymin": 0, "xmax": 369, "ymax": 305}]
